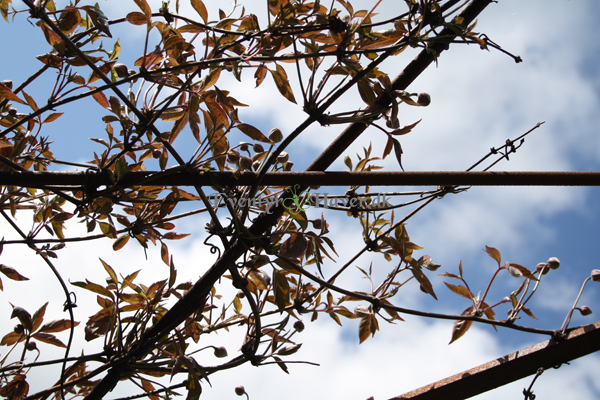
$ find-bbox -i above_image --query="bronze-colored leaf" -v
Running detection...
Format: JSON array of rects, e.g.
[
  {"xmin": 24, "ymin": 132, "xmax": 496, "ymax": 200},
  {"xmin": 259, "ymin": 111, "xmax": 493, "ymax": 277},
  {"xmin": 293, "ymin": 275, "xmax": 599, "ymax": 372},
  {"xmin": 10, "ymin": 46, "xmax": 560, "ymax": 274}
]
[
  {"xmin": 443, "ymin": 282, "xmax": 472, "ymax": 300},
  {"xmin": 126, "ymin": 11, "xmax": 147, "ymax": 25},
  {"xmin": 191, "ymin": 0, "xmax": 208, "ymax": 23},
  {"xmin": 411, "ymin": 267, "xmax": 437, "ymax": 300},
  {"xmin": 278, "ymin": 233, "xmax": 307, "ymax": 259},
  {"xmin": 449, "ymin": 306, "xmax": 474, "ymax": 344},
  {"xmin": 32, "ymin": 332, "xmax": 66, "ymax": 348},
  {"xmin": 0, "ymin": 81, "xmax": 26, "ymax": 104},
  {"xmin": 237, "ymin": 123, "xmax": 271, "ymax": 143},
  {"xmin": 91, "ymin": 90, "xmax": 110, "ymax": 109},
  {"xmin": 273, "ymin": 269, "xmax": 290, "ymax": 311},
  {"xmin": 112, "ymin": 234, "xmax": 129, "ymax": 251},
  {"xmin": 31, "ymin": 302, "xmax": 48, "ymax": 333},
  {"xmin": 141, "ymin": 379, "xmax": 159, "ymax": 400},
  {"xmin": 1, "ymin": 331, "xmax": 25, "ymax": 346},
  {"xmin": 390, "ymin": 119, "xmax": 422, "ymax": 136},
  {"xmin": 269, "ymin": 67, "xmax": 297, "ymax": 104},
  {"xmin": 11, "ymin": 306, "xmax": 33, "ymax": 332},
  {"xmin": 38, "ymin": 319, "xmax": 79, "ymax": 333},
  {"xmin": 42, "ymin": 112, "xmax": 63, "ymax": 124},
  {"xmin": 484, "ymin": 245, "xmax": 501, "ymax": 267},
  {"xmin": 0, "ymin": 264, "xmax": 29, "ymax": 281},
  {"xmin": 509, "ymin": 263, "xmax": 538, "ymax": 281},
  {"xmin": 0, "ymin": 374, "xmax": 29, "ymax": 400},
  {"xmin": 71, "ymin": 280, "xmax": 115, "ymax": 300}
]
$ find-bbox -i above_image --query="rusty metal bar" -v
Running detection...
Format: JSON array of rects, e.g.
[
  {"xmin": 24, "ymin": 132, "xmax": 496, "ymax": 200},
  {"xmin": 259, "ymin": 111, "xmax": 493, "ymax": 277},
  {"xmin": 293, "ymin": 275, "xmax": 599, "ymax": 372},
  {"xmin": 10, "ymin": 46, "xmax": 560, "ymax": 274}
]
[
  {"xmin": 1, "ymin": 171, "xmax": 599, "ymax": 188},
  {"xmin": 390, "ymin": 321, "xmax": 600, "ymax": 400}
]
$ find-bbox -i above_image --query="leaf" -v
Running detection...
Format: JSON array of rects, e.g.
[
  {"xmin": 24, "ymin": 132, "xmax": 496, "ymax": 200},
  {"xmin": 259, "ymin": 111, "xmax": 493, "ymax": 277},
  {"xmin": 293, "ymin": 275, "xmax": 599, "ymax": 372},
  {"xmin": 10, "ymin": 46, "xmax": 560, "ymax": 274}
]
[
  {"xmin": 276, "ymin": 343, "xmax": 301, "ymax": 356},
  {"xmin": 141, "ymin": 379, "xmax": 159, "ymax": 400},
  {"xmin": 133, "ymin": 0, "xmax": 152, "ymax": 22},
  {"xmin": 71, "ymin": 279, "xmax": 115, "ymax": 300},
  {"xmin": 0, "ymin": 81, "xmax": 26, "ymax": 104},
  {"xmin": 31, "ymin": 302, "xmax": 48, "ymax": 333},
  {"xmin": 81, "ymin": 5, "xmax": 112, "ymax": 37},
  {"xmin": 22, "ymin": 91, "xmax": 38, "ymax": 112},
  {"xmin": 272, "ymin": 355, "xmax": 289, "ymax": 374},
  {"xmin": 411, "ymin": 267, "xmax": 437, "ymax": 300},
  {"xmin": 269, "ymin": 67, "xmax": 296, "ymax": 104},
  {"xmin": 1, "ymin": 331, "xmax": 25, "ymax": 346},
  {"xmin": 43, "ymin": 112, "xmax": 63, "ymax": 123},
  {"xmin": 11, "ymin": 306, "xmax": 33, "ymax": 331},
  {"xmin": 39, "ymin": 319, "xmax": 79, "ymax": 333},
  {"xmin": 444, "ymin": 282, "xmax": 472, "ymax": 300},
  {"xmin": 390, "ymin": 119, "xmax": 422, "ymax": 136},
  {"xmin": 32, "ymin": 332, "xmax": 66, "ymax": 348},
  {"xmin": 237, "ymin": 123, "xmax": 271, "ymax": 143},
  {"xmin": 91, "ymin": 90, "xmax": 110, "ymax": 109},
  {"xmin": 126, "ymin": 11, "xmax": 147, "ymax": 25},
  {"xmin": 521, "ymin": 306, "xmax": 539, "ymax": 320},
  {"xmin": 484, "ymin": 245, "xmax": 501, "ymax": 267},
  {"xmin": 0, "ymin": 264, "xmax": 29, "ymax": 281},
  {"xmin": 99, "ymin": 259, "xmax": 119, "ymax": 284},
  {"xmin": 273, "ymin": 269, "xmax": 290, "ymax": 312},
  {"xmin": 449, "ymin": 307, "xmax": 474, "ymax": 344},
  {"xmin": 191, "ymin": 0, "xmax": 208, "ymax": 23},
  {"xmin": 508, "ymin": 263, "xmax": 538, "ymax": 281},
  {"xmin": 161, "ymin": 242, "xmax": 169, "ymax": 265},
  {"xmin": 255, "ymin": 64, "xmax": 267, "ymax": 87},
  {"xmin": 391, "ymin": 137, "xmax": 404, "ymax": 171},
  {"xmin": 357, "ymin": 78, "xmax": 376, "ymax": 106},
  {"xmin": 278, "ymin": 233, "xmax": 308, "ymax": 259},
  {"xmin": 112, "ymin": 234, "xmax": 129, "ymax": 251}
]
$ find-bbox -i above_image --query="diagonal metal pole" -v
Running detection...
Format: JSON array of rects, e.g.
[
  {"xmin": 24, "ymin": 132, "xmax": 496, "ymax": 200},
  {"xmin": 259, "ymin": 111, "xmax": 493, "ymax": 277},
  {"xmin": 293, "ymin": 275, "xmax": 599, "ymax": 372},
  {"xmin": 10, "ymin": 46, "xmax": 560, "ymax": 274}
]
[{"xmin": 390, "ymin": 320, "xmax": 600, "ymax": 400}]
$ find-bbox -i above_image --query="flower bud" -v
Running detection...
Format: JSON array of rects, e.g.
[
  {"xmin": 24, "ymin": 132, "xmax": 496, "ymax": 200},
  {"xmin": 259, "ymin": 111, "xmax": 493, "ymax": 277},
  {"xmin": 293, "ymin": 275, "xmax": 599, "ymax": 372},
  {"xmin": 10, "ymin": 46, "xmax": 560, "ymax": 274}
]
[
  {"xmin": 227, "ymin": 152, "xmax": 240, "ymax": 164},
  {"xmin": 293, "ymin": 320, "xmax": 305, "ymax": 332},
  {"xmin": 417, "ymin": 92, "xmax": 431, "ymax": 106},
  {"xmin": 14, "ymin": 324, "xmax": 24, "ymax": 334},
  {"xmin": 128, "ymin": 69, "xmax": 138, "ymax": 82},
  {"xmin": 268, "ymin": 128, "xmax": 284, "ymax": 143},
  {"xmin": 579, "ymin": 306, "xmax": 592, "ymax": 316},
  {"xmin": 591, "ymin": 269, "xmax": 600, "ymax": 282},
  {"xmin": 26, "ymin": 341, "xmax": 38, "ymax": 351},
  {"xmin": 152, "ymin": 149, "xmax": 161, "ymax": 159},
  {"xmin": 239, "ymin": 143, "xmax": 249, "ymax": 152},
  {"xmin": 547, "ymin": 257, "xmax": 560, "ymax": 270},
  {"xmin": 253, "ymin": 143, "xmax": 264, "ymax": 153},
  {"xmin": 238, "ymin": 156, "xmax": 253, "ymax": 170},
  {"xmin": 283, "ymin": 161, "xmax": 294, "ymax": 171},
  {"xmin": 1, "ymin": 80, "xmax": 13, "ymax": 90},
  {"xmin": 213, "ymin": 346, "xmax": 228, "ymax": 358},
  {"xmin": 112, "ymin": 63, "xmax": 129, "ymax": 78},
  {"xmin": 276, "ymin": 151, "xmax": 289, "ymax": 164},
  {"xmin": 235, "ymin": 386, "xmax": 246, "ymax": 396},
  {"xmin": 237, "ymin": 289, "xmax": 246, "ymax": 299},
  {"xmin": 535, "ymin": 262, "xmax": 550, "ymax": 275}
]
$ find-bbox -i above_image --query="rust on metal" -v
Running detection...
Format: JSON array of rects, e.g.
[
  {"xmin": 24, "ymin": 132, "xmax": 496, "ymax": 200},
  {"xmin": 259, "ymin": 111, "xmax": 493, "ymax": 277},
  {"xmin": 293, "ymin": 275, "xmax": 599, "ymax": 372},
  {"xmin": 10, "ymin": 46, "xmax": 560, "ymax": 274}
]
[
  {"xmin": 1, "ymin": 171, "xmax": 599, "ymax": 188},
  {"xmin": 390, "ymin": 321, "xmax": 600, "ymax": 400}
]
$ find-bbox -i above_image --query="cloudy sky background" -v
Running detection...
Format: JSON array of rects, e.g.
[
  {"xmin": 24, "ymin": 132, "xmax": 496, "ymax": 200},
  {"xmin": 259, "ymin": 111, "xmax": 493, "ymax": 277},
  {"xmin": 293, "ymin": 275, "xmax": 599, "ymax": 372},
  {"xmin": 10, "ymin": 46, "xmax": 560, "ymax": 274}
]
[{"xmin": 1, "ymin": 0, "xmax": 600, "ymax": 399}]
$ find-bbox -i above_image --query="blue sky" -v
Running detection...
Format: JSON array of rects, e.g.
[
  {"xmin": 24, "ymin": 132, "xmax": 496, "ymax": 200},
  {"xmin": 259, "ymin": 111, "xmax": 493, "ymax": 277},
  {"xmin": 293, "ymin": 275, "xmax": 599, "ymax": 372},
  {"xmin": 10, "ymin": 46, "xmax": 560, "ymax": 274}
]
[{"xmin": 1, "ymin": 1, "xmax": 600, "ymax": 399}]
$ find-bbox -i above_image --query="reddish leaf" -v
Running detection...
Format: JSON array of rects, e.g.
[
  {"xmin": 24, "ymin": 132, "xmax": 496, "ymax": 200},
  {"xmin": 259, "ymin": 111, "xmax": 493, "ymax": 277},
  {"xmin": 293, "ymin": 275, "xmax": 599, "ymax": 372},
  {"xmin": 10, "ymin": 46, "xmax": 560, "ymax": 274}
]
[
  {"xmin": 443, "ymin": 282, "xmax": 472, "ymax": 300},
  {"xmin": 71, "ymin": 280, "xmax": 115, "ymax": 300},
  {"xmin": 161, "ymin": 242, "xmax": 169, "ymax": 265},
  {"xmin": 11, "ymin": 306, "xmax": 32, "ymax": 332},
  {"xmin": 31, "ymin": 302, "xmax": 48, "ymax": 333},
  {"xmin": 279, "ymin": 233, "xmax": 307, "ymax": 259},
  {"xmin": 273, "ymin": 269, "xmax": 290, "ymax": 311},
  {"xmin": 237, "ymin": 123, "xmax": 271, "ymax": 143},
  {"xmin": 269, "ymin": 67, "xmax": 297, "ymax": 104},
  {"xmin": 141, "ymin": 379, "xmax": 159, "ymax": 400},
  {"xmin": 0, "ymin": 82, "xmax": 26, "ymax": 104},
  {"xmin": 133, "ymin": 0, "xmax": 152, "ymax": 21},
  {"xmin": 411, "ymin": 267, "xmax": 437, "ymax": 300},
  {"xmin": 484, "ymin": 246, "xmax": 501, "ymax": 267},
  {"xmin": 0, "ymin": 374, "xmax": 29, "ymax": 400},
  {"xmin": 22, "ymin": 91, "xmax": 38, "ymax": 112},
  {"xmin": 1, "ymin": 331, "xmax": 25, "ymax": 346},
  {"xmin": 390, "ymin": 119, "xmax": 422, "ymax": 136},
  {"xmin": 449, "ymin": 307, "xmax": 474, "ymax": 344},
  {"xmin": 126, "ymin": 11, "xmax": 147, "ymax": 25},
  {"xmin": 91, "ymin": 90, "xmax": 110, "ymax": 109},
  {"xmin": 0, "ymin": 264, "xmax": 29, "ymax": 281},
  {"xmin": 191, "ymin": 0, "xmax": 208, "ymax": 23},
  {"xmin": 509, "ymin": 263, "xmax": 538, "ymax": 281},
  {"xmin": 39, "ymin": 319, "xmax": 79, "ymax": 333},
  {"xmin": 272, "ymin": 355, "xmax": 289, "ymax": 374},
  {"xmin": 99, "ymin": 259, "xmax": 119, "ymax": 285},
  {"xmin": 112, "ymin": 234, "xmax": 129, "ymax": 251},
  {"xmin": 32, "ymin": 332, "xmax": 66, "ymax": 348}
]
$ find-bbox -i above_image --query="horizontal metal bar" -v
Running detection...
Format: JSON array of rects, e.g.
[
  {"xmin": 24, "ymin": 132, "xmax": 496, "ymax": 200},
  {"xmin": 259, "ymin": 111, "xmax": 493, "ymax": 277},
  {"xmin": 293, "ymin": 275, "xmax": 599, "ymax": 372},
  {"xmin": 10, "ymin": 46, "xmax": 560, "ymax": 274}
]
[
  {"xmin": 1, "ymin": 171, "xmax": 599, "ymax": 188},
  {"xmin": 2, "ymin": 170, "xmax": 600, "ymax": 187},
  {"xmin": 390, "ymin": 321, "xmax": 600, "ymax": 400}
]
